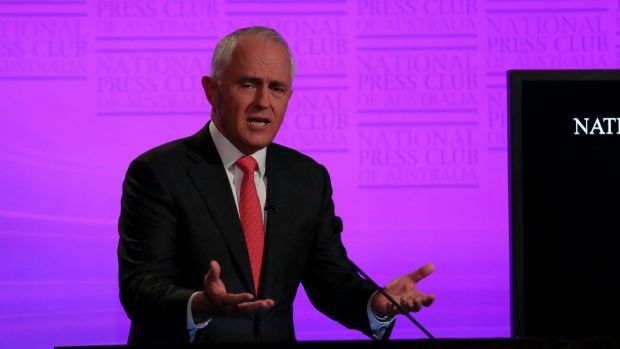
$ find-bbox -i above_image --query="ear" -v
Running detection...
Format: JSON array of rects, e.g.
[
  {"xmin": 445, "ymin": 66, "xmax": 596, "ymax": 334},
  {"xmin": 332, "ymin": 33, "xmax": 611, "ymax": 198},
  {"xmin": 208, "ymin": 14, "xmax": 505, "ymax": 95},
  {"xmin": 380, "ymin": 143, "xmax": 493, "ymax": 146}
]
[{"xmin": 201, "ymin": 76, "xmax": 219, "ymax": 107}]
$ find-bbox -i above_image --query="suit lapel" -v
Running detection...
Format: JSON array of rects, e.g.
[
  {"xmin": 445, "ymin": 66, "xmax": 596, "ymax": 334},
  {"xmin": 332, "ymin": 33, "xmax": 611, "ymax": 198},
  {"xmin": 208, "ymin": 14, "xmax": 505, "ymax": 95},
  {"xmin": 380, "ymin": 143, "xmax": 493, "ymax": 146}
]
[
  {"xmin": 186, "ymin": 124, "xmax": 254, "ymax": 294},
  {"xmin": 259, "ymin": 145, "xmax": 290, "ymax": 299}
]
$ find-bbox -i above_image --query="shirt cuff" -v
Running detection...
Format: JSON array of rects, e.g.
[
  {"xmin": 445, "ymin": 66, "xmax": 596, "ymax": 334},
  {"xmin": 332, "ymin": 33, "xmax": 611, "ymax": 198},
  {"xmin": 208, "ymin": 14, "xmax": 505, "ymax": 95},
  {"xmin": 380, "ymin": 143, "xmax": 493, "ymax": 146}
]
[
  {"xmin": 187, "ymin": 292, "xmax": 211, "ymax": 342},
  {"xmin": 367, "ymin": 291, "xmax": 395, "ymax": 339}
]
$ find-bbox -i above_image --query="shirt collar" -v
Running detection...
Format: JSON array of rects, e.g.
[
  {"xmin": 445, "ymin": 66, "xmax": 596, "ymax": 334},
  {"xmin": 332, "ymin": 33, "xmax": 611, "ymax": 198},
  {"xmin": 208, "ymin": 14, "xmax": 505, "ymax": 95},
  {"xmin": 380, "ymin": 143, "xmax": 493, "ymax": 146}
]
[{"xmin": 209, "ymin": 121, "xmax": 266, "ymax": 176}]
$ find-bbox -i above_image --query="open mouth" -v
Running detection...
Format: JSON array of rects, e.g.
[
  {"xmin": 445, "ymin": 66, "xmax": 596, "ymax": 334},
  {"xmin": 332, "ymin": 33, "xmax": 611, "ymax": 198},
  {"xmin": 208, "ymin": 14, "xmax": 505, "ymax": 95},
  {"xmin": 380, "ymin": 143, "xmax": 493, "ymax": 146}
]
[{"xmin": 247, "ymin": 117, "xmax": 270, "ymax": 127}]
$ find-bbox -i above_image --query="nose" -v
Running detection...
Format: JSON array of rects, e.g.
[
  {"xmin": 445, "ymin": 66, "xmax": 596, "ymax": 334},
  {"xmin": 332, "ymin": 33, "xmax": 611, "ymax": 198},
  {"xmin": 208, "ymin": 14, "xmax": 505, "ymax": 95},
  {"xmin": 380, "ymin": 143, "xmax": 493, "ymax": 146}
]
[{"xmin": 253, "ymin": 85, "xmax": 270, "ymax": 111}]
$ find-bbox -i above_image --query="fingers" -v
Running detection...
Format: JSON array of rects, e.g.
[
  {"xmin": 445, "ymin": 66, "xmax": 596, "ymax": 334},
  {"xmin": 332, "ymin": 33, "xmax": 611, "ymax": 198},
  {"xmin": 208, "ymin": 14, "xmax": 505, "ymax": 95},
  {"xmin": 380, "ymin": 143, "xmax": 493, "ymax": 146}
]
[
  {"xmin": 236, "ymin": 299, "xmax": 275, "ymax": 313},
  {"xmin": 224, "ymin": 298, "xmax": 275, "ymax": 315},
  {"xmin": 218, "ymin": 292, "xmax": 255, "ymax": 306},
  {"xmin": 423, "ymin": 294, "xmax": 436, "ymax": 307},
  {"xmin": 399, "ymin": 296, "xmax": 420, "ymax": 312},
  {"xmin": 204, "ymin": 289, "xmax": 275, "ymax": 316},
  {"xmin": 408, "ymin": 263, "xmax": 435, "ymax": 283},
  {"xmin": 399, "ymin": 293, "xmax": 435, "ymax": 313}
]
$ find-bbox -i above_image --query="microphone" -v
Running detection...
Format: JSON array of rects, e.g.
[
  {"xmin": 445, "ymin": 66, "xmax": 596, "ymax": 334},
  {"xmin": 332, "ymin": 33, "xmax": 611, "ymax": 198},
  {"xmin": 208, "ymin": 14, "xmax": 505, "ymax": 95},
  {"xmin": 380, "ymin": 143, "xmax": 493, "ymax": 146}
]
[{"xmin": 332, "ymin": 216, "xmax": 434, "ymax": 339}]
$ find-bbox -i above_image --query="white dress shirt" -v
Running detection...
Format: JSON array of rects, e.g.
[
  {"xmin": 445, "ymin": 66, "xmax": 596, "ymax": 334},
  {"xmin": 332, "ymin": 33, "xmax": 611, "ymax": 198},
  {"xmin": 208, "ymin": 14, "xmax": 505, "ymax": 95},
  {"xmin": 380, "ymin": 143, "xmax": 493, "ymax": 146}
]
[{"xmin": 186, "ymin": 122, "xmax": 393, "ymax": 341}]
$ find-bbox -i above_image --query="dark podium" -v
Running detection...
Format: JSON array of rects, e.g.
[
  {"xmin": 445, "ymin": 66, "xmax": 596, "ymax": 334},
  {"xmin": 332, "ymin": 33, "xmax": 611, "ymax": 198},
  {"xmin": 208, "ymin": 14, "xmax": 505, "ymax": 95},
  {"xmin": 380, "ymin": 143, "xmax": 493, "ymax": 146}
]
[{"xmin": 56, "ymin": 337, "xmax": 620, "ymax": 349}]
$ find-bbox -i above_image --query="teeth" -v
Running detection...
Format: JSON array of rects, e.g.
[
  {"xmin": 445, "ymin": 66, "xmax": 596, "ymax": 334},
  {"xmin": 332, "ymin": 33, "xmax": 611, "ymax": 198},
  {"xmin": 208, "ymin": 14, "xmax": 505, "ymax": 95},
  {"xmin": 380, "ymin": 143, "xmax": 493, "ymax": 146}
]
[{"xmin": 249, "ymin": 121, "xmax": 267, "ymax": 126}]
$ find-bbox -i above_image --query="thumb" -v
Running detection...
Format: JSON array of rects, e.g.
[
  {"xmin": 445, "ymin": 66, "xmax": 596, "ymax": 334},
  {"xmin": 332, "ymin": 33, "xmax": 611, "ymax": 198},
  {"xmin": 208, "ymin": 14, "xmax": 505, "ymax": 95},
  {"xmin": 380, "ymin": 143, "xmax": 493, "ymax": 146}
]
[{"xmin": 205, "ymin": 260, "xmax": 221, "ymax": 284}]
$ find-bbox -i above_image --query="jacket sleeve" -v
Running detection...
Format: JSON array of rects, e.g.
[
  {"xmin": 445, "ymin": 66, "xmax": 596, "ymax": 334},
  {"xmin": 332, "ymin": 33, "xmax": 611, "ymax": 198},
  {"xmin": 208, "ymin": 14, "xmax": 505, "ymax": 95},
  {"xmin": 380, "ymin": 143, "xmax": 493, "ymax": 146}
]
[
  {"xmin": 301, "ymin": 165, "xmax": 382, "ymax": 339},
  {"xmin": 117, "ymin": 158, "xmax": 194, "ymax": 342}
]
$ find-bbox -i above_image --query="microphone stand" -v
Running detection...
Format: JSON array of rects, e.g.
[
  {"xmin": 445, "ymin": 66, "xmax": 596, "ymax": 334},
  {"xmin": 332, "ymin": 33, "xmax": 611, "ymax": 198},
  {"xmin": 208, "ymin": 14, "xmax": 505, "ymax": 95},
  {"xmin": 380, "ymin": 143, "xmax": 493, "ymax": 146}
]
[
  {"xmin": 345, "ymin": 257, "xmax": 434, "ymax": 339},
  {"xmin": 334, "ymin": 218, "xmax": 434, "ymax": 339}
]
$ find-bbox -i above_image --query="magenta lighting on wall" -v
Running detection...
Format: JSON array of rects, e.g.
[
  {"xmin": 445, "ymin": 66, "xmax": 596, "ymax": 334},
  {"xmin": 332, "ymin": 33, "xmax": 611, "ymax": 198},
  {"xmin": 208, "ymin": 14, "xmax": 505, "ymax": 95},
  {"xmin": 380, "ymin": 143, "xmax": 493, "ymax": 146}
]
[{"xmin": 1, "ymin": 0, "xmax": 618, "ymax": 348}]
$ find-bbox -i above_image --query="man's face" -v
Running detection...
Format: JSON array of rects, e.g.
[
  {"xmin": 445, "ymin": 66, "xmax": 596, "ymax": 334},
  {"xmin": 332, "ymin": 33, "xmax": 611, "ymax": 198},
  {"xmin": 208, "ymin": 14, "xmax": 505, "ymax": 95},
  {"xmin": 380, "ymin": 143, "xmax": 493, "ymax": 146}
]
[{"xmin": 204, "ymin": 36, "xmax": 293, "ymax": 155}]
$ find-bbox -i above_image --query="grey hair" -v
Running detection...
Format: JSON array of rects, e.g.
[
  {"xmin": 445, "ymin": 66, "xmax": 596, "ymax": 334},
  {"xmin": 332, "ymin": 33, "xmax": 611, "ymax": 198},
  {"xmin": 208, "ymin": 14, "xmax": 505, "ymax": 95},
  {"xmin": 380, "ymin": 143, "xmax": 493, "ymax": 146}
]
[{"xmin": 210, "ymin": 26, "xmax": 296, "ymax": 82}]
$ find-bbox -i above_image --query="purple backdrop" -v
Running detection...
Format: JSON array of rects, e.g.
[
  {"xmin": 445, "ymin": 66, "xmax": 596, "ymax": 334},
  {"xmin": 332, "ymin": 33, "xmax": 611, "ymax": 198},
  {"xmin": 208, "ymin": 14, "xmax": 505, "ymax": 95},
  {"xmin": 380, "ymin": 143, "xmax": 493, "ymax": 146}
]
[{"xmin": 1, "ymin": 0, "xmax": 618, "ymax": 348}]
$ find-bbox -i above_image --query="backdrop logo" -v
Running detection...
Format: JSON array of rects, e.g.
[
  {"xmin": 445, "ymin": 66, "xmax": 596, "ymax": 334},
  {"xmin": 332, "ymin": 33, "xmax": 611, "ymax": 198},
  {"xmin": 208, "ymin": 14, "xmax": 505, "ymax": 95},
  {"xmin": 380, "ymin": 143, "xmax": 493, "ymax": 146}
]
[{"xmin": 573, "ymin": 117, "xmax": 620, "ymax": 135}]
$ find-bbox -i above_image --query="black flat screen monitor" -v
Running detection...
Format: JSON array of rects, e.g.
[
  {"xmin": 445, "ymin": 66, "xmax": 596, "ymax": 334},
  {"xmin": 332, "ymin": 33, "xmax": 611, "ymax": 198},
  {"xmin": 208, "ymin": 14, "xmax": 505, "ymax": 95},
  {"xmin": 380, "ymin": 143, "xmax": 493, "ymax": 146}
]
[{"xmin": 510, "ymin": 70, "xmax": 620, "ymax": 337}]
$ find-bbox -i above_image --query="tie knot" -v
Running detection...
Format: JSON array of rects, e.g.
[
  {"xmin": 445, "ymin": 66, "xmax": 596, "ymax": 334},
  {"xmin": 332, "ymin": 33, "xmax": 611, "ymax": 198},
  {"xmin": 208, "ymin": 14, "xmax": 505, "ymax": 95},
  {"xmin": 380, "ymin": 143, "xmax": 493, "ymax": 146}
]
[{"xmin": 236, "ymin": 155, "xmax": 257, "ymax": 175}]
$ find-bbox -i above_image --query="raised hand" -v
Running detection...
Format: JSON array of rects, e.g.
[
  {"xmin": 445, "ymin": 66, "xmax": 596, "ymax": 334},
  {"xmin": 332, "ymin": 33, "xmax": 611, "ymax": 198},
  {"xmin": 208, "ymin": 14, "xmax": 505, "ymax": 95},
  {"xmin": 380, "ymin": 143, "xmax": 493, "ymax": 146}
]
[
  {"xmin": 371, "ymin": 263, "xmax": 436, "ymax": 317},
  {"xmin": 191, "ymin": 260, "xmax": 275, "ymax": 323}
]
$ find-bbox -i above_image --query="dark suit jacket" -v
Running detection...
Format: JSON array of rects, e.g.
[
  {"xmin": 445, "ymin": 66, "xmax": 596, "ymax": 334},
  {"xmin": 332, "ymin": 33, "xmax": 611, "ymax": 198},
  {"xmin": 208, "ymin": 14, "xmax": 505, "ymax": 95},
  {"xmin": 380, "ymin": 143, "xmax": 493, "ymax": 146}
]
[{"xmin": 118, "ymin": 124, "xmax": 384, "ymax": 344}]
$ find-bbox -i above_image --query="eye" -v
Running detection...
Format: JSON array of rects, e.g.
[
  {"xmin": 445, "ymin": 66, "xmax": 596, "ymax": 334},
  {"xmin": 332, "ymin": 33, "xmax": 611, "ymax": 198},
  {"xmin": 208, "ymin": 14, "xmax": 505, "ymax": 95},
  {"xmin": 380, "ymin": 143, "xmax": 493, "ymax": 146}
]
[
  {"xmin": 240, "ymin": 81, "xmax": 256, "ymax": 89},
  {"xmin": 271, "ymin": 85, "xmax": 286, "ymax": 94}
]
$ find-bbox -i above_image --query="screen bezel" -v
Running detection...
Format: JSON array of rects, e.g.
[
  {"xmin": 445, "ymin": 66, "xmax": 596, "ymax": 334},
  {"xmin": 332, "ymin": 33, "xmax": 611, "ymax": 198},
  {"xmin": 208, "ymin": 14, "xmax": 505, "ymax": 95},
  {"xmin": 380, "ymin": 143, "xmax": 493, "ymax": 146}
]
[{"xmin": 508, "ymin": 69, "xmax": 620, "ymax": 337}]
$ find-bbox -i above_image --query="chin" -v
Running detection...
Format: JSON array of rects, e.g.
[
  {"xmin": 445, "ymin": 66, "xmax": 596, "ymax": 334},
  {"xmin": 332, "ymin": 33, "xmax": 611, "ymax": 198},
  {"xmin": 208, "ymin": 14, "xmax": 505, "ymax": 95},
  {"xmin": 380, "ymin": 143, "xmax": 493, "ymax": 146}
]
[
  {"xmin": 248, "ymin": 136, "xmax": 274, "ymax": 148},
  {"xmin": 238, "ymin": 140, "xmax": 269, "ymax": 154}
]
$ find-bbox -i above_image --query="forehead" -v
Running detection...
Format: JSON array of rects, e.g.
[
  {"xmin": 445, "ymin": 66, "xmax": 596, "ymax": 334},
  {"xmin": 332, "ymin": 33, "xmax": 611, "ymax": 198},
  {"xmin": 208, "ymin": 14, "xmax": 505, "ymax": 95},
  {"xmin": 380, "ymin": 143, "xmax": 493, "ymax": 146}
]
[{"xmin": 224, "ymin": 36, "xmax": 292, "ymax": 82}]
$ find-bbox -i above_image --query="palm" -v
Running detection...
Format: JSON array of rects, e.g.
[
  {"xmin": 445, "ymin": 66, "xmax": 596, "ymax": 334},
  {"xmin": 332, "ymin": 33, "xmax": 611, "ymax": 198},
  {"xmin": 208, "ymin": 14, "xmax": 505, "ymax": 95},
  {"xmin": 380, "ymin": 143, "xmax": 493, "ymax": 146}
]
[
  {"xmin": 204, "ymin": 272, "xmax": 228, "ymax": 298},
  {"xmin": 196, "ymin": 260, "xmax": 275, "ymax": 318},
  {"xmin": 372, "ymin": 264, "xmax": 435, "ymax": 317}
]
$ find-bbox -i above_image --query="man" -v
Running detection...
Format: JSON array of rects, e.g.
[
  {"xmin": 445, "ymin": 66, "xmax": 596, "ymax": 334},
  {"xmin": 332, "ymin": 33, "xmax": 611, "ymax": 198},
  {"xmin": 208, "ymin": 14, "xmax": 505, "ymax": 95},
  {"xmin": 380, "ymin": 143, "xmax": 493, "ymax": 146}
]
[{"xmin": 118, "ymin": 26, "xmax": 435, "ymax": 344}]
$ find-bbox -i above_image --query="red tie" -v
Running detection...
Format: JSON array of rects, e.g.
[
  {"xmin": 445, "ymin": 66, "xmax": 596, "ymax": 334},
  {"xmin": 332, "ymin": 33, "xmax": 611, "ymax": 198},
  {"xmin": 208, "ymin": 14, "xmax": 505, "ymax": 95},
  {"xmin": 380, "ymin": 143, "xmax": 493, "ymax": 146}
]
[{"xmin": 236, "ymin": 156, "xmax": 265, "ymax": 294}]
